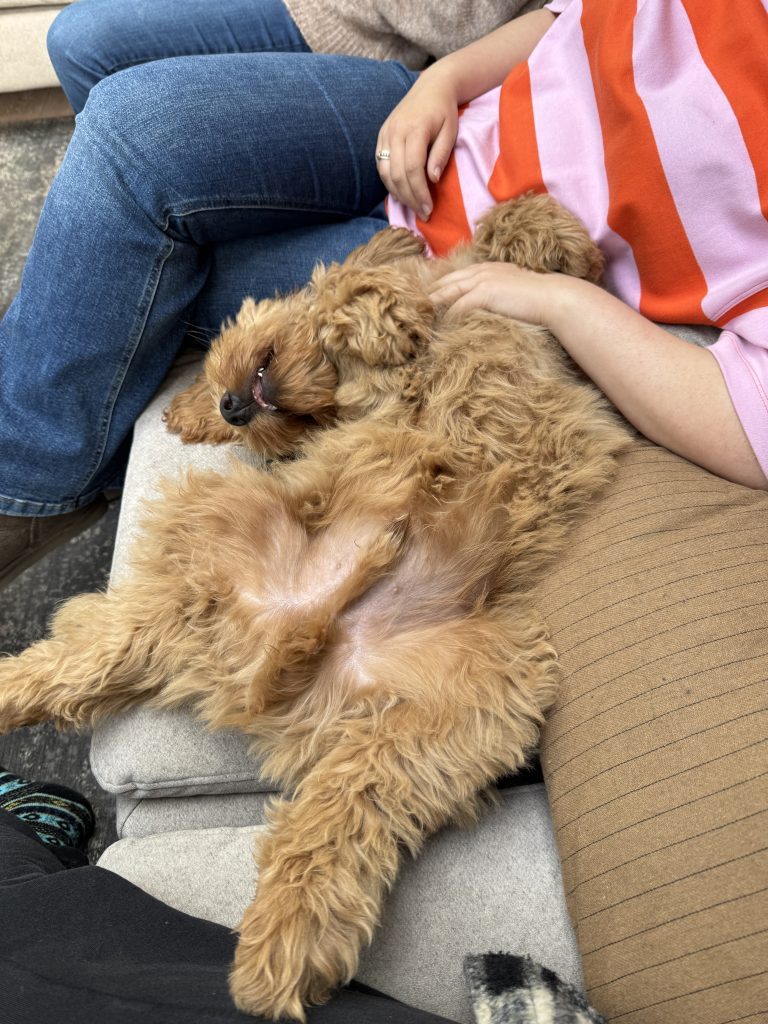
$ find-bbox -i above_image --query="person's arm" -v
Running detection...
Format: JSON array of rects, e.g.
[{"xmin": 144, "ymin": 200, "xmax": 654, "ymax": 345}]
[
  {"xmin": 429, "ymin": 263, "xmax": 768, "ymax": 490},
  {"xmin": 376, "ymin": 9, "xmax": 556, "ymax": 220}
]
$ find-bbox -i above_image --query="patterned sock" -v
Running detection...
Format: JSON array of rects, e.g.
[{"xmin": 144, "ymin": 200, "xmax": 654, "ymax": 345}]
[{"xmin": 0, "ymin": 767, "xmax": 95, "ymax": 852}]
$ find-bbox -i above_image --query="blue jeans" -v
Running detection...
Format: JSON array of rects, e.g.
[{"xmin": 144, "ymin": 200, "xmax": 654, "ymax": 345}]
[{"xmin": 0, "ymin": 0, "xmax": 417, "ymax": 515}]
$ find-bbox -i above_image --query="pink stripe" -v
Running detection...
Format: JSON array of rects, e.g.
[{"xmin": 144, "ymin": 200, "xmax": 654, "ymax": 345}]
[
  {"xmin": 709, "ymin": 329, "xmax": 768, "ymax": 477},
  {"xmin": 529, "ymin": 0, "xmax": 642, "ymax": 308},
  {"xmin": 722, "ymin": 307, "xmax": 768, "ymax": 355},
  {"xmin": 632, "ymin": 0, "xmax": 768, "ymax": 322},
  {"xmin": 451, "ymin": 88, "xmax": 501, "ymax": 236},
  {"xmin": 386, "ymin": 197, "xmax": 432, "ymax": 254}
]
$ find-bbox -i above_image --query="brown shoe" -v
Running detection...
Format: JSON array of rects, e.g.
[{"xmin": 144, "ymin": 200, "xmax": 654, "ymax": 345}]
[{"xmin": 0, "ymin": 496, "xmax": 109, "ymax": 588}]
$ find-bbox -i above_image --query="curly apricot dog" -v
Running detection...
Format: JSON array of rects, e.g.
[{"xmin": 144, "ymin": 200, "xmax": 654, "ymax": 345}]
[{"xmin": 0, "ymin": 195, "xmax": 630, "ymax": 1019}]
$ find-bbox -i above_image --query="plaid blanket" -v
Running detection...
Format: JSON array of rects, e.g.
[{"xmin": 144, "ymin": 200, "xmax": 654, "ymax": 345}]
[{"xmin": 464, "ymin": 954, "xmax": 606, "ymax": 1024}]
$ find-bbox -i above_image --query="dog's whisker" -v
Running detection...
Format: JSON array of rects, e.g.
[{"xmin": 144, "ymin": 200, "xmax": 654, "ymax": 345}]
[
  {"xmin": 181, "ymin": 319, "xmax": 218, "ymax": 335},
  {"xmin": 181, "ymin": 320, "xmax": 220, "ymax": 347}
]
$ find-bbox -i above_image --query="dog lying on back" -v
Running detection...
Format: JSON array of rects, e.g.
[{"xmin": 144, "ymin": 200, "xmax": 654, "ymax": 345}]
[{"xmin": 0, "ymin": 195, "xmax": 630, "ymax": 1020}]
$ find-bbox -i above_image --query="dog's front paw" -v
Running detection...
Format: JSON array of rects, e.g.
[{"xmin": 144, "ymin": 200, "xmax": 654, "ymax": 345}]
[
  {"xmin": 164, "ymin": 373, "xmax": 241, "ymax": 445},
  {"xmin": 472, "ymin": 193, "xmax": 604, "ymax": 282},
  {"xmin": 230, "ymin": 892, "xmax": 348, "ymax": 1022}
]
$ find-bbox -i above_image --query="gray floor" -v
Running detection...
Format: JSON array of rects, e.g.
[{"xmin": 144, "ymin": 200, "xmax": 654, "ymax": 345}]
[
  {"xmin": 0, "ymin": 504, "xmax": 121, "ymax": 860},
  {"xmin": 0, "ymin": 116, "xmax": 74, "ymax": 318},
  {"xmin": 1, "ymin": 114, "xmax": 119, "ymax": 860}
]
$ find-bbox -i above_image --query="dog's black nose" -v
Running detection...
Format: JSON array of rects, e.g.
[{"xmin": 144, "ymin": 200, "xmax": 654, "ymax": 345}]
[{"xmin": 220, "ymin": 391, "xmax": 256, "ymax": 426}]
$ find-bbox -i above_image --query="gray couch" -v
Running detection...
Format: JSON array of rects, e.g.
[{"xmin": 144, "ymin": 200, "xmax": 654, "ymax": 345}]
[{"xmin": 90, "ymin": 355, "xmax": 583, "ymax": 1024}]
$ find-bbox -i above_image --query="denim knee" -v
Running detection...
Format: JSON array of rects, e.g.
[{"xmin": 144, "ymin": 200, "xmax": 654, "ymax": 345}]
[
  {"xmin": 47, "ymin": 0, "xmax": 111, "ymax": 113},
  {"xmin": 75, "ymin": 61, "xmax": 217, "ymax": 229}
]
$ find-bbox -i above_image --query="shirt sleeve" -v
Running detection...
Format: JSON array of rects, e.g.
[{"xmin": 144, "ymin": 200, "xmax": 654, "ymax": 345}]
[
  {"xmin": 365, "ymin": 0, "xmax": 554, "ymax": 64},
  {"xmin": 708, "ymin": 322, "xmax": 768, "ymax": 478},
  {"xmin": 544, "ymin": 0, "xmax": 571, "ymax": 12}
]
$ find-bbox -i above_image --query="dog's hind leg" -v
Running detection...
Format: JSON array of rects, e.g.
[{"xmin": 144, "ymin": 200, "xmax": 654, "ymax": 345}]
[
  {"xmin": 229, "ymin": 607, "xmax": 559, "ymax": 1021},
  {"xmin": 0, "ymin": 580, "xmax": 202, "ymax": 733},
  {"xmin": 0, "ymin": 462, "xmax": 315, "ymax": 735}
]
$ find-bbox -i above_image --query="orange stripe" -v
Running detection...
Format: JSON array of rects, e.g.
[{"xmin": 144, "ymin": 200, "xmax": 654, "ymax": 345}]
[
  {"xmin": 580, "ymin": 0, "xmax": 709, "ymax": 323},
  {"xmin": 716, "ymin": 286, "xmax": 768, "ymax": 329},
  {"xmin": 418, "ymin": 151, "xmax": 472, "ymax": 257},
  {"xmin": 488, "ymin": 62, "xmax": 546, "ymax": 204},
  {"xmin": 681, "ymin": 0, "xmax": 768, "ymax": 225},
  {"xmin": 418, "ymin": 103, "xmax": 472, "ymax": 257}
]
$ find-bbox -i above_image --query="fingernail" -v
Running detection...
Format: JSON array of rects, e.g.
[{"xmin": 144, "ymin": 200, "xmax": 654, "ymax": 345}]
[
  {"xmin": 431, "ymin": 165, "xmax": 442, "ymax": 181},
  {"xmin": 421, "ymin": 204, "xmax": 432, "ymax": 221}
]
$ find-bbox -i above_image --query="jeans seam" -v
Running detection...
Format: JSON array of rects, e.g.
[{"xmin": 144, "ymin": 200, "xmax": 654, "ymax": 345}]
[
  {"xmin": 306, "ymin": 65, "xmax": 363, "ymax": 211},
  {"xmin": 164, "ymin": 199, "xmax": 365, "ymax": 227},
  {"xmin": 75, "ymin": 236, "xmax": 176, "ymax": 497},
  {"xmin": 103, "ymin": 42, "xmax": 311, "ymax": 78},
  {"xmin": 0, "ymin": 484, "xmax": 105, "ymax": 517},
  {"xmin": 57, "ymin": 120, "xmax": 180, "ymax": 500},
  {"xmin": 388, "ymin": 60, "xmax": 420, "ymax": 92}
]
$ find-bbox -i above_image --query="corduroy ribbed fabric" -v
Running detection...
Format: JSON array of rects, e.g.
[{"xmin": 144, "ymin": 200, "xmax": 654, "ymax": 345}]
[{"xmin": 536, "ymin": 440, "xmax": 768, "ymax": 1024}]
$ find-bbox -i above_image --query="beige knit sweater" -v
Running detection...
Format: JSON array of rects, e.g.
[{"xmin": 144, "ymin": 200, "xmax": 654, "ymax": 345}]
[{"xmin": 282, "ymin": 0, "xmax": 547, "ymax": 70}]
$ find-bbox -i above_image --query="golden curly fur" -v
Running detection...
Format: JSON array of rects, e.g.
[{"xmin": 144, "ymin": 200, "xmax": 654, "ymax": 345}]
[{"xmin": 0, "ymin": 195, "xmax": 631, "ymax": 1019}]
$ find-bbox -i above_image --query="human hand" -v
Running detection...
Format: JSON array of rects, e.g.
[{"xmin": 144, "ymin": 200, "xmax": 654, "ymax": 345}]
[
  {"xmin": 376, "ymin": 65, "xmax": 460, "ymax": 220},
  {"xmin": 429, "ymin": 262, "xmax": 572, "ymax": 326}
]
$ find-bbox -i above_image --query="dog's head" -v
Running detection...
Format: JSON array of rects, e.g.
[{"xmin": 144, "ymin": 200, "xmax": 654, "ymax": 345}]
[{"xmin": 196, "ymin": 227, "xmax": 433, "ymax": 457}]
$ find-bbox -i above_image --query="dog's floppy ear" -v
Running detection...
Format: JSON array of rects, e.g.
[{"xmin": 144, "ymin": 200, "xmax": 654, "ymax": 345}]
[
  {"xmin": 313, "ymin": 263, "xmax": 433, "ymax": 368},
  {"xmin": 343, "ymin": 226, "xmax": 426, "ymax": 267}
]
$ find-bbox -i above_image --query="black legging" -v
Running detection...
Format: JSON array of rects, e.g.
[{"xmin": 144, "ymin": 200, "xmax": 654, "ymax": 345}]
[{"xmin": 0, "ymin": 811, "xmax": 455, "ymax": 1024}]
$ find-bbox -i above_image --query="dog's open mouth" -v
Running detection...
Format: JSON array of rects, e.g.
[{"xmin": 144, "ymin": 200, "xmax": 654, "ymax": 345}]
[
  {"xmin": 252, "ymin": 366, "xmax": 280, "ymax": 409},
  {"xmin": 219, "ymin": 351, "xmax": 280, "ymax": 426},
  {"xmin": 251, "ymin": 352, "xmax": 278, "ymax": 412}
]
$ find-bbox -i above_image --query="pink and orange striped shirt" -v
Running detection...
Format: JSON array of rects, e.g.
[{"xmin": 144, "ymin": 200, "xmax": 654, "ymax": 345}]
[{"xmin": 388, "ymin": 0, "xmax": 768, "ymax": 476}]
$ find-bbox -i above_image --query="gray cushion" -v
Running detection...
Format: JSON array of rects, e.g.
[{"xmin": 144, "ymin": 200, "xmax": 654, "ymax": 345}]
[
  {"xmin": 91, "ymin": 705, "xmax": 274, "ymax": 799},
  {"xmin": 116, "ymin": 790, "xmax": 271, "ymax": 837},
  {"xmin": 110, "ymin": 355, "xmax": 229, "ymax": 586},
  {"xmin": 98, "ymin": 783, "xmax": 583, "ymax": 1024},
  {"xmin": 114, "ymin": 786, "xmax": 270, "ymax": 835},
  {"xmin": 91, "ymin": 358, "xmax": 273, "ymax": 799},
  {"xmin": 660, "ymin": 322, "xmax": 719, "ymax": 347}
]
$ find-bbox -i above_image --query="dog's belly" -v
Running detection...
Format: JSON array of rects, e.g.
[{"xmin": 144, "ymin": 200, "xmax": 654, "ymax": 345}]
[
  {"xmin": 326, "ymin": 555, "xmax": 474, "ymax": 690},
  {"xmin": 341, "ymin": 543, "xmax": 472, "ymax": 637},
  {"xmin": 235, "ymin": 510, "xmax": 486, "ymax": 695}
]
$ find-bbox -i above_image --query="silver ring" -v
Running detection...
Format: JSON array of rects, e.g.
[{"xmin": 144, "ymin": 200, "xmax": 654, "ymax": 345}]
[{"xmin": 376, "ymin": 149, "xmax": 391, "ymax": 161}]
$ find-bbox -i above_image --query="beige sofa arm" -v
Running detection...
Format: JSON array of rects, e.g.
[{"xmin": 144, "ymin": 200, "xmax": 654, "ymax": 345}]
[{"xmin": 0, "ymin": 1, "xmax": 73, "ymax": 93}]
